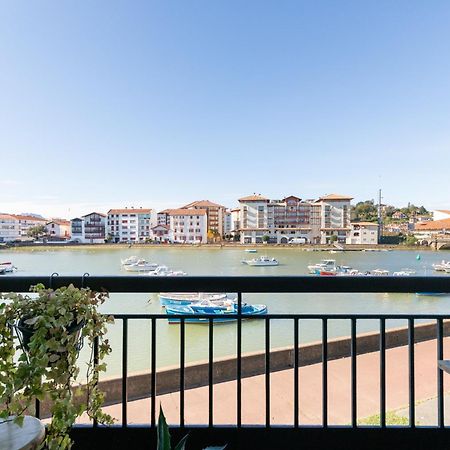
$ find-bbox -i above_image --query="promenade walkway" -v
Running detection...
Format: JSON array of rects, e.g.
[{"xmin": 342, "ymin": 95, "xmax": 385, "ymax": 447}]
[{"xmin": 93, "ymin": 337, "xmax": 450, "ymax": 426}]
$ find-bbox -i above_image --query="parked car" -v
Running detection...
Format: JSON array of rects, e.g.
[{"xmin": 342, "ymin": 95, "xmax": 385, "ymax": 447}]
[{"xmin": 289, "ymin": 237, "xmax": 307, "ymax": 245}]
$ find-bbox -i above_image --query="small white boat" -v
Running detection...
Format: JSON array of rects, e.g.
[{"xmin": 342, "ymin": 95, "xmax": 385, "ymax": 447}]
[
  {"xmin": 159, "ymin": 292, "xmax": 228, "ymax": 307},
  {"xmin": 393, "ymin": 269, "xmax": 416, "ymax": 276},
  {"xmin": 123, "ymin": 259, "xmax": 159, "ymax": 272},
  {"xmin": 307, "ymin": 259, "xmax": 336, "ymax": 274},
  {"xmin": 121, "ymin": 255, "xmax": 140, "ymax": 266},
  {"xmin": 242, "ymin": 256, "xmax": 279, "ymax": 266},
  {"xmin": 372, "ymin": 269, "xmax": 389, "ymax": 276},
  {"xmin": 433, "ymin": 260, "xmax": 450, "ymax": 272},
  {"xmin": 0, "ymin": 262, "xmax": 17, "ymax": 273},
  {"xmin": 148, "ymin": 265, "xmax": 187, "ymax": 276},
  {"xmin": 245, "ymin": 249, "xmax": 257, "ymax": 253}
]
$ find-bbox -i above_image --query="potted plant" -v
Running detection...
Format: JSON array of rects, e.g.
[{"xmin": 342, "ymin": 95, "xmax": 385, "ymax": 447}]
[{"xmin": 0, "ymin": 283, "xmax": 114, "ymax": 450}]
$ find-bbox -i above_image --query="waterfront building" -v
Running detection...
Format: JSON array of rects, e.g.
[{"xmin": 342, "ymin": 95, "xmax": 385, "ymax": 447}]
[
  {"xmin": 392, "ymin": 211, "xmax": 408, "ymax": 220},
  {"xmin": 107, "ymin": 208, "xmax": 155, "ymax": 243},
  {"xmin": 237, "ymin": 193, "xmax": 352, "ymax": 244},
  {"xmin": 346, "ymin": 222, "xmax": 379, "ymax": 245},
  {"xmin": 414, "ymin": 218, "xmax": 450, "ymax": 242},
  {"xmin": 223, "ymin": 209, "xmax": 232, "ymax": 237},
  {"xmin": 0, "ymin": 214, "xmax": 20, "ymax": 242},
  {"xmin": 13, "ymin": 214, "xmax": 48, "ymax": 238},
  {"xmin": 166, "ymin": 208, "xmax": 207, "ymax": 243},
  {"xmin": 181, "ymin": 200, "xmax": 226, "ymax": 239},
  {"xmin": 46, "ymin": 219, "xmax": 71, "ymax": 240},
  {"xmin": 150, "ymin": 224, "xmax": 173, "ymax": 243},
  {"xmin": 70, "ymin": 212, "xmax": 106, "ymax": 244}
]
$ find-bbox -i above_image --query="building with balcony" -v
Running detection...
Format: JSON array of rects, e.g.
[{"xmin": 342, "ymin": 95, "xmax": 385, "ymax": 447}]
[
  {"xmin": 107, "ymin": 208, "xmax": 155, "ymax": 243},
  {"xmin": 166, "ymin": 208, "xmax": 207, "ymax": 243},
  {"xmin": 346, "ymin": 222, "xmax": 379, "ymax": 245},
  {"xmin": 237, "ymin": 193, "xmax": 352, "ymax": 244},
  {"xmin": 0, "ymin": 214, "xmax": 20, "ymax": 242},
  {"xmin": 70, "ymin": 213, "xmax": 106, "ymax": 244},
  {"xmin": 13, "ymin": 214, "xmax": 48, "ymax": 238},
  {"xmin": 182, "ymin": 200, "xmax": 226, "ymax": 239}
]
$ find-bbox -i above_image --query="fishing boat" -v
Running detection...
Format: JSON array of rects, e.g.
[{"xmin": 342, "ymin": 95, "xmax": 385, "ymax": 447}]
[
  {"xmin": 242, "ymin": 256, "xmax": 279, "ymax": 266},
  {"xmin": 122, "ymin": 259, "xmax": 159, "ymax": 272},
  {"xmin": 159, "ymin": 292, "xmax": 228, "ymax": 307},
  {"xmin": 307, "ymin": 259, "xmax": 336, "ymax": 274},
  {"xmin": 147, "ymin": 265, "xmax": 186, "ymax": 276},
  {"xmin": 0, "ymin": 262, "xmax": 17, "ymax": 273},
  {"xmin": 244, "ymin": 249, "xmax": 257, "ymax": 253},
  {"xmin": 166, "ymin": 300, "xmax": 267, "ymax": 324}
]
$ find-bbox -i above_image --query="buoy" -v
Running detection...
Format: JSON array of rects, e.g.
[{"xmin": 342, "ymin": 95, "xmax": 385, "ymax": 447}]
[{"xmin": 416, "ymin": 254, "xmax": 421, "ymax": 261}]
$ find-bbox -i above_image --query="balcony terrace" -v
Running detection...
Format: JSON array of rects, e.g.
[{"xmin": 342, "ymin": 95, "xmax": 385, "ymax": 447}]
[{"xmin": 1, "ymin": 275, "xmax": 450, "ymax": 449}]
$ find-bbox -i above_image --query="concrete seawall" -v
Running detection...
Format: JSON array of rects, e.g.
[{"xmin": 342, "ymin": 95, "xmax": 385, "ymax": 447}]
[{"xmin": 97, "ymin": 320, "xmax": 450, "ymax": 407}]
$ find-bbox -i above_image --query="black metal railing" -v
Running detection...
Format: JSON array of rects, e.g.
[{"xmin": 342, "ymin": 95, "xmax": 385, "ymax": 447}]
[{"xmin": 1, "ymin": 275, "xmax": 450, "ymax": 449}]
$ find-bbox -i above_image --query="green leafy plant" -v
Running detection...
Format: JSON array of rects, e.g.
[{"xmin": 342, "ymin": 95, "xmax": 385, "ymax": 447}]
[
  {"xmin": 0, "ymin": 284, "xmax": 114, "ymax": 449},
  {"xmin": 157, "ymin": 406, "xmax": 226, "ymax": 450}
]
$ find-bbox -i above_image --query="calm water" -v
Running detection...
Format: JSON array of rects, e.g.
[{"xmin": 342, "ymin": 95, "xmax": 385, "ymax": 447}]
[{"xmin": 1, "ymin": 247, "xmax": 449, "ymax": 378}]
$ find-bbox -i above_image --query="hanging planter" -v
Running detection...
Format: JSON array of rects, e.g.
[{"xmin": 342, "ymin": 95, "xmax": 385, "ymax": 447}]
[{"xmin": 0, "ymin": 283, "xmax": 115, "ymax": 450}]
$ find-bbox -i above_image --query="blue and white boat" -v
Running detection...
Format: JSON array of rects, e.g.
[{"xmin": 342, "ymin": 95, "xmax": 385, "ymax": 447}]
[
  {"xmin": 166, "ymin": 300, "xmax": 267, "ymax": 324},
  {"xmin": 159, "ymin": 292, "xmax": 228, "ymax": 307}
]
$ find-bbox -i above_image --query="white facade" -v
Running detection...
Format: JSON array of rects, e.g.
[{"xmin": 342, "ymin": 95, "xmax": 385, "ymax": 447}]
[
  {"xmin": 223, "ymin": 210, "xmax": 232, "ymax": 236},
  {"xmin": 167, "ymin": 209, "xmax": 207, "ymax": 243},
  {"xmin": 70, "ymin": 213, "xmax": 106, "ymax": 244},
  {"xmin": 107, "ymin": 208, "xmax": 156, "ymax": 243},
  {"xmin": 433, "ymin": 210, "xmax": 450, "ymax": 221},
  {"xmin": 346, "ymin": 222, "xmax": 379, "ymax": 245},
  {"xmin": 46, "ymin": 220, "xmax": 71, "ymax": 240},
  {"xmin": 0, "ymin": 214, "xmax": 20, "ymax": 242},
  {"xmin": 13, "ymin": 215, "xmax": 47, "ymax": 238}
]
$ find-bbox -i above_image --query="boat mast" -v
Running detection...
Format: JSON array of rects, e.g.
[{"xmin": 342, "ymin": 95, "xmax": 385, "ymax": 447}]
[{"xmin": 377, "ymin": 188, "xmax": 383, "ymax": 244}]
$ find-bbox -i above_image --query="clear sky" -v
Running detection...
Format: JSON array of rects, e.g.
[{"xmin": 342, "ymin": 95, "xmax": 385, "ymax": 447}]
[{"xmin": 1, "ymin": 1, "xmax": 449, "ymax": 218}]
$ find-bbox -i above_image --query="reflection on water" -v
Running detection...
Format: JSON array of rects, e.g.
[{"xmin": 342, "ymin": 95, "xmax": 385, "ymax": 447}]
[{"xmin": 1, "ymin": 247, "xmax": 449, "ymax": 376}]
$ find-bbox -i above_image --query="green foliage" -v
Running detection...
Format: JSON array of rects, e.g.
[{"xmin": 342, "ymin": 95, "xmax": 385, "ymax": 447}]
[
  {"xmin": 351, "ymin": 200, "xmax": 378, "ymax": 222},
  {"xmin": 0, "ymin": 284, "xmax": 114, "ymax": 450},
  {"xmin": 157, "ymin": 406, "xmax": 226, "ymax": 450},
  {"xmin": 329, "ymin": 235, "xmax": 338, "ymax": 243},
  {"xmin": 27, "ymin": 225, "xmax": 48, "ymax": 239},
  {"xmin": 403, "ymin": 235, "xmax": 418, "ymax": 246},
  {"xmin": 262, "ymin": 235, "xmax": 270, "ymax": 243},
  {"xmin": 358, "ymin": 411, "xmax": 410, "ymax": 426}
]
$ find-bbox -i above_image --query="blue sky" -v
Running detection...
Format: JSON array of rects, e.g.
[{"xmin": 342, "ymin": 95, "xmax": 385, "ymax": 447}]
[{"xmin": 1, "ymin": 1, "xmax": 449, "ymax": 218}]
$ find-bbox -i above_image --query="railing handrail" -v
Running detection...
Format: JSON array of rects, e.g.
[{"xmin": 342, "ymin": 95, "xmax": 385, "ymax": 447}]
[{"xmin": 1, "ymin": 275, "xmax": 449, "ymax": 293}]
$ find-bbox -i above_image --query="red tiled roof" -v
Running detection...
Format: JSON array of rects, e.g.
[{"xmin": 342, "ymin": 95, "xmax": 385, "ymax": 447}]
[
  {"xmin": 108, "ymin": 208, "xmax": 152, "ymax": 214},
  {"xmin": 415, "ymin": 218, "xmax": 450, "ymax": 231},
  {"xmin": 238, "ymin": 194, "xmax": 269, "ymax": 202},
  {"xmin": 12, "ymin": 214, "xmax": 47, "ymax": 222},
  {"xmin": 166, "ymin": 208, "xmax": 207, "ymax": 216},
  {"xmin": 182, "ymin": 200, "xmax": 225, "ymax": 209},
  {"xmin": 47, "ymin": 219, "xmax": 70, "ymax": 226},
  {"xmin": 82, "ymin": 212, "xmax": 106, "ymax": 217},
  {"xmin": 0, "ymin": 214, "xmax": 16, "ymax": 220},
  {"xmin": 316, "ymin": 194, "xmax": 353, "ymax": 202}
]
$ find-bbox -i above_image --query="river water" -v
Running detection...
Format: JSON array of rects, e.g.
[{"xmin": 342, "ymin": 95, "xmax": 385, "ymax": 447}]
[{"xmin": 1, "ymin": 246, "xmax": 449, "ymax": 378}]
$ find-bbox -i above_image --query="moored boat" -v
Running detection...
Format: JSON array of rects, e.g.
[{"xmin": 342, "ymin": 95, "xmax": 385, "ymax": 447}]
[
  {"xmin": 433, "ymin": 260, "xmax": 450, "ymax": 272},
  {"xmin": 166, "ymin": 300, "xmax": 267, "ymax": 324},
  {"xmin": 122, "ymin": 259, "xmax": 159, "ymax": 272},
  {"xmin": 307, "ymin": 259, "xmax": 336, "ymax": 274},
  {"xmin": 242, "ymin": 256, "xmax": 279, "ymax": 266},
  {"xmin": 148, "ymin": 265, "xmax": 186, "ymax": 276},
  {"xmin": 159, "ymin": 292, "xmax": 229, "ymax": 307},
  {"xmin": 0, "ymin": 262, "xmax": 17, "ymax": 273},
  {"xmin": 372, "ymin": 269, "xmax": 389, "ymax": 276},
  {"xmin": 244, "ymin": 249, "xmax": 257, "ymax": 253}
]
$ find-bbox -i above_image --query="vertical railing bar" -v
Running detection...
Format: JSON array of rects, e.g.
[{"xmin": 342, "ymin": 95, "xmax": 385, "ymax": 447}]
[
  {"xmin": 180, "ymin": 317, "xmax": 185, "ymax": 427},
  {"xmin": 351, "ymin": 318, "xmax": 357, "ymax": 428},
  {"xmin": 437, "ymin": 318, "xmax": 444, "ymax": 428},
  {"xmin": 294, "ymin": 317, "xmax": 299, "ymax": 428},
  {"xmin": 380, "ymin": 318, "xmax": 386, "ymax": 428},
  {"xmin": 122, "ymin": 318, "xmax": 128, "ymax": 428},
  {"xmin": 208, "ymin": 317, "xmax": 214, "ymax": 427},
  {"xmin": 237, "ymin": 292, "xmax": 242, "ymax": 428},
  {"xmin": 265, "ymin": 316, "xmax": 270, "ymax": 428},
  {"xmin": 409, "ymin": 318, "xmax": 415, "ymax": 428},
  {"xmin": 151, "ymin": 318, "xmax": 156, "ymax": 428},
  {"xmin": 93, "ymin": 335, "xmax": 99, "ymax": 427},
  {"xmin": 322, "ymin": 318, "xmax": 328, "ymax": 428}
]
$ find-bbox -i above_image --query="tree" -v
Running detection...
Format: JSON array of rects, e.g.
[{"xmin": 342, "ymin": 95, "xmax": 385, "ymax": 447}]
[
  {"xmin": 27, "ymin": 224, "xmax": 47, "ymax": 240},
  {"xmin": 262, "ymin": 235, "xmax": 270, "ymax": 243},
  {"xmin": 329, "ymin": 235, "xmax": 338, "ymax": 243},
  {"xmin": 351, "ymin": 201, "xmax": 378, "ymax": 222}
]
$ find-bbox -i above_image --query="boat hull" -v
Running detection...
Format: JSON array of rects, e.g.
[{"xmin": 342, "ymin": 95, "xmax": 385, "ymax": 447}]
[{"xmin": 159, "ymin": 293, "xmax": 228, "ymax": 307}]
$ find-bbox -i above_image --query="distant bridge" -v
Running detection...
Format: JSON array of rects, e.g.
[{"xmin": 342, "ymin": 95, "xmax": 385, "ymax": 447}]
[{"xmin": 418, "ymin": 236, "xmax": 450, "ymax": 250}]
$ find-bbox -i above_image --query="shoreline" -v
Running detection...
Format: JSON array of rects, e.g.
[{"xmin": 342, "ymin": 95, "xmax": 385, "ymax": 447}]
[{"xmin": 0, "ymin": 243, "xmax": 438, "ymax": 252}]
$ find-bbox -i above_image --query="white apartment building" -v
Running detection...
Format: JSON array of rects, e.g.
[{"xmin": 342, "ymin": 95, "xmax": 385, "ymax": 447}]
[
  {"xmin": 238, "ymin": 193, "xmax": 353, "ymax": 244},
  {"xmin": 0, "ymin": 214, "xmax": 20, "ymax": 242},
  {"xmin": 167, "ymin": 209, "xmax": 207, "ymax": 243},
  {"xmin": 13, "ymin": 215, "xmax": 48, "ymax": 238},
  {"xmin": 182, "ymin": 200, "xmax": 225, "ymax": 238},
  {"xmin": 107, "ymin": 208, "xmax": 156, "ymax": 243},
  {"xmin": 223, "ymin": 210, "xmax": 232, "ymax": 236},
  {"xmin": 46, "ymin": 219, "xmax": 71, "ymax": 240},
  {"xmin": 433, "ymin": 210, "xmax": 450, "ymax": 221},
  {"xmin": 70, "ymin": 212, "xmax": 106, "ymax": 244},
  {"xmin": 346, "ymin": 222, "xmax": 379, "ymax": 245}
]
